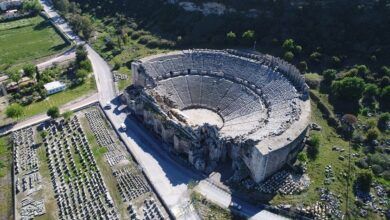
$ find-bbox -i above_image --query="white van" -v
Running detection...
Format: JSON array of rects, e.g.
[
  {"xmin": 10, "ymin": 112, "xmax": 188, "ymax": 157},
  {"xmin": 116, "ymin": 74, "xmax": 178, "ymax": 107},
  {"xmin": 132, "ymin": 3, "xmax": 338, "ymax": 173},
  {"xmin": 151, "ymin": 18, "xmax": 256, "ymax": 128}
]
[{"xmin": 120, "ymin": 123, "xmax": 127, "ymax": 132}]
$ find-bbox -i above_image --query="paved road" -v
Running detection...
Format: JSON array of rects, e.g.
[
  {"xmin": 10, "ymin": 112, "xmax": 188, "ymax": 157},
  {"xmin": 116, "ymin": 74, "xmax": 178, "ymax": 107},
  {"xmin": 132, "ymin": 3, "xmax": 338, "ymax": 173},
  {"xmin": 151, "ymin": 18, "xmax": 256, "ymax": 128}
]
[
  {"xmin": 38, "ymin": 1, "xmax": 288, "ymax": 219},
  {"xmin": 0, "ymin": 93, "xmax": 98, "ymax": 136},
  {"xmin": 36, "ymin": 47, "xmax": 76, "ymax": 71}
]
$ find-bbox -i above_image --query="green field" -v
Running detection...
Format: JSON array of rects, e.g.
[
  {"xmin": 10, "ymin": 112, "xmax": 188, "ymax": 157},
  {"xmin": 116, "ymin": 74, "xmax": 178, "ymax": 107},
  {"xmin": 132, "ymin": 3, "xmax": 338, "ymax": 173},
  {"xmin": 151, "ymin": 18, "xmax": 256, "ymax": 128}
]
[
  {"xmin": 0, "ymin": 16, "xmax": 69, "ymax": 70},
  {"xmin": 21, "ymin": 77, "xmax": 97, "ymax": 119},
  {"xmin": 0, "ymin": 135, "xmax": 13, "ymax": 220}
]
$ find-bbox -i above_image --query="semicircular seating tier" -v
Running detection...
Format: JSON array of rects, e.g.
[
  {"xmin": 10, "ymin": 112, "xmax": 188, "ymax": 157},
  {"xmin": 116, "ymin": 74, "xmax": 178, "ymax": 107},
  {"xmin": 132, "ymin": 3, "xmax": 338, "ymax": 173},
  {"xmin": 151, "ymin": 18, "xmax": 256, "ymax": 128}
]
[{"xmin": 137, "ymin": 50, "xmax": 307, "ymax": 141}]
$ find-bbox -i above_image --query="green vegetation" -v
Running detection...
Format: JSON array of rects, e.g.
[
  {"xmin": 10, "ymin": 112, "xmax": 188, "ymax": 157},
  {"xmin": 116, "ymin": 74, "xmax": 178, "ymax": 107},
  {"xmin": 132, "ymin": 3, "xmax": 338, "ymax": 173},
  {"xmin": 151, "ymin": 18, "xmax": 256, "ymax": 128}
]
[
  {"xmin": 0, "ymin": 136, "xmax": 13, "ymax": 220},
  {"xmin": 191, "ymin": 192, "xmax": 236, "ymax": 220},
  {"xmin": 62, "ymin": 110, "xmax": 74, "ymax": 120},
  {"xmin": 0, "ymin": 16, "xmax": 68, "ymax": 71},
  {"xmin": 47, "ymin": 106, "xmax": 60, "ymax": 119},
  {"xmin": 355, "ymin": 171, "xmax": 373, "ymax": 193},
  {"xmin": 5, "ymin": 103, "xmax": 24, "ymax": 119},
  {"xmin": 21, "ymin": 76, "xmax": 96, "ymax": 119}
]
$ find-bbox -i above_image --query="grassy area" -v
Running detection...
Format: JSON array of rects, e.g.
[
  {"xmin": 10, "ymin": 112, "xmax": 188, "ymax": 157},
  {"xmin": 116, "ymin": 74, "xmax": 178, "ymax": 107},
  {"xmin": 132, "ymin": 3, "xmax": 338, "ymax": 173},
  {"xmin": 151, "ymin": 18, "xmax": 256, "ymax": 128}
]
[
  {"xmin": 270, "ymin": 99, "xmax": 387, "ymax": 219},
  {"xmin": 117, "ymin": 66, "xmax": 132, "ymax": 91},
  {"xmin": 20, "ymin": 77, "xmax": 96, "ymax": 119},
  {"xmin": 0, "ymin": 135, "xmax": 13, "ymax": 220},
  {"xmin": 191, "ymin": 192, "xmax": 236, "ymax": 220},
  {"xmin": 36, "ymin": 144, "xmax": 58, "ymax": 220},
  {"xmin": 0, "ymin": 16, "xmax": 69, "ymax": 71},
  {"xmin": 80, "ymin": 116, "xmax": 129, "ymax": 219}
]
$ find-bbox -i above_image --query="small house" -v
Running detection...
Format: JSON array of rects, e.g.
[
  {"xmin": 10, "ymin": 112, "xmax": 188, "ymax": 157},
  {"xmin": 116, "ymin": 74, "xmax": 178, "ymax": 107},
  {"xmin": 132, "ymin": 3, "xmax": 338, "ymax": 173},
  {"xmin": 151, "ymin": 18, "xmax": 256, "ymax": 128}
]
[{"xmin": 44, "ymin": 81, "xmax": 66, "ymax": 95}]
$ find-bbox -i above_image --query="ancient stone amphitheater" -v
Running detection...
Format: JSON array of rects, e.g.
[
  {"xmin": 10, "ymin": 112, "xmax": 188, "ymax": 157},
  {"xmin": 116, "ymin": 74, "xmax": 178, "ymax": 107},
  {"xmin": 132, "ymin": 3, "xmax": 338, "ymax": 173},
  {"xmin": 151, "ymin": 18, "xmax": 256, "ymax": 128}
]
[{"xmin": 123, "ymin": 49, "xmax": 311, "ymax": 183}]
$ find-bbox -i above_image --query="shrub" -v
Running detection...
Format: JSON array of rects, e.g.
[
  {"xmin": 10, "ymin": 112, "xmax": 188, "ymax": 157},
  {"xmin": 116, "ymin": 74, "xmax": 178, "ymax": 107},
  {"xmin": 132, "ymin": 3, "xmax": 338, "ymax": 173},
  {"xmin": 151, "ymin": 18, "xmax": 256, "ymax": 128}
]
[
  {"xmin": 309, "ymin": 52, "xmax": 322, "ymax": 63},
  {"xmin": 380, "ymin": 86, "xmax": 390, "ymax": 110},
  {"xmin": 5, "ymin": 103, "xmax": 24, "ymax": 119},
  {"xmin": 363, "ymin": 84, "xmax": 379, "ymax": 98},
  {"xmin": 226, "ymin": 31, "xmax": 237, "ymax": 44},
  {"xmin": 371, "ymin": 164, "xmax": 383, "ymax": 175},
  {"xmin": 355, "ymin": 171, "xmax": 372, "ymax": 192},
  {"xmin": 323, "ymin": 69, "xmax": 337, "ymax": 83},
  {"xmin": 242, "ymin": 30, "xmax": 255, "ymax": 44},
  {"xmin": 331, "ymin": 77, "xmax": 365, "ymax": 103},
  {"xmin": 282, "ymin": 39, "xmax": 295, "ymax": 51},
  {"xmin": 377, "ymin": 112, "xmax": 390, "ymax": 131},
  {"xmin": 356, "ymin": 159, "xmax": 369, "ymax": 169},
  {"xmin": 283, "ymin": 51, "xmax": 294, "ymax": 62},
  {"xmin": 297, "ymin": 152, "xmax": 308, "ymax": 163},
  {"xmin": 62, "ymin": 110, "xmax": 74, "ymax": 121},
  {"xmin": 298, "ymin": 61, "xmax": 308, "ymax": 72},
  {"xmin": 47, "ymin": 106, "xmax": 60, "ymax": 119},
  {"xmin": 366, "ymin": 128, "xmax": 379, "ymax": 142},
  {"xmin": 307, "ymin": 134, "xmax": 320, "ymax": 160},
  {"xmin": 382, "ymin": 171, "xmax": 390, "ymax": 181}
]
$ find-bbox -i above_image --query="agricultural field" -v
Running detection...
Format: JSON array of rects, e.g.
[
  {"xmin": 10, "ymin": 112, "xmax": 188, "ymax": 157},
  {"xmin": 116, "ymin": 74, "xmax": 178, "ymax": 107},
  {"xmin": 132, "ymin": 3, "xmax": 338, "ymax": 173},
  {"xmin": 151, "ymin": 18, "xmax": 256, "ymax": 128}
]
[{"xmin": 0, "ymin": 16, "xmax": 69, "ymax": 71}]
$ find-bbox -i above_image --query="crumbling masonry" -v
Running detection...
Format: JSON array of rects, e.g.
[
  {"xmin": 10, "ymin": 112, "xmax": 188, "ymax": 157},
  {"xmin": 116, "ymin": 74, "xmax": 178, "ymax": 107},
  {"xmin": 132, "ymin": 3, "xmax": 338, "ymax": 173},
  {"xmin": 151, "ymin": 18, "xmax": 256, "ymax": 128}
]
[{"xmin": 123, "ymin": 49, "xmax": 311, "ymax": 183}]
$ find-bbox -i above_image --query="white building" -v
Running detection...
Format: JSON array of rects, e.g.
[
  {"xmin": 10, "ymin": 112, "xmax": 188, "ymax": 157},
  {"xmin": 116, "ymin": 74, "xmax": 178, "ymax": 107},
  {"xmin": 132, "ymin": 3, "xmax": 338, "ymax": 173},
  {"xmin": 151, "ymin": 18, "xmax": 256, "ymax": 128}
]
[
  {"xmin": 44, "ymin": 81, "xmax": 66, "ymax": 95},
  {"xmin": 0, "ymin": 0, "xmax": 22, "ymax": 11}
]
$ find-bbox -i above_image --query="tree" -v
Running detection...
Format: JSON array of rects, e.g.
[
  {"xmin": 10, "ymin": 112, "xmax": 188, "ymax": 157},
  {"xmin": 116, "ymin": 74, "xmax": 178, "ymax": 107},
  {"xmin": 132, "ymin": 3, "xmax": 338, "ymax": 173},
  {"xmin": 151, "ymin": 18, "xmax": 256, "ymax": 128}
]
[
  {"xmin": 355, "ymin": 171, "xmax": 372, "ymax": 193},
  {"xmin": 76, "ymin": 45, "xmax": 88, "ymax": 63},
  {"xmin": 297, "ymin": 61, "xmax": 308, "ymax": 72},
  {"xmin": 380, "ymin": 86, "xmax": 390, "ymax": 110},
  {"xmin": 23, "ymin": 64, "xmax": 36, "ymax": 78},
  {"xmin": 8, "ymin": 70, "xmax": 21, "ymax": 84},
  {"xmin": 283, "ymin": 51, "xmax": 294, "ymax": 62},
  {"xmin": 79, "ymin": 60, "xmax": 92, "ymax": 72},
  {"xmin": 323, "ymin": 69, "xmax": 337, "ymax": 83},
  {"xmin": 52, "ymin": 0, "xmax": 70, "ymax": 13},
  {"xmin": 366, "ymin": 128, "xmax": 379, "ymax": 142},
  {"xmin": 331, "ymin": 77, "xmax": 365, "ymax": 102},
  {"xmin": 241, "ymin": 30, "xmax": 255, "ymax": 45},
  {"xmin": 62, "ymin": 110, "xmax": 74, "ymax": 121},
  {"xmin": 22, "ymin": 0, "xmax": 43, "ymax": 14},
  {"xmin": 377, "ymin": 112, "xmax": 390, "ymax": 131},
  {"xmin": 363, "ymin": 83, "xmax": 379, "ymax": 101},
  {"xmin": 5, "ymin": 104, "xmax": 24, "ymax": 119},
  {"xmin": 282, "ymin": 39, "xmax": 295, "ymax": 51},
  {"xmin": 76, "ymin": 69, "xmax": 89, "ymax": 82},
  {"xmin": 309, "ymin": 52, "xmax": 322, "ymax": 63},
  {"xmin": 47, "ymin": 106, "xmax": 60, "ymax": 119},
  {"xmin": 226, "ymin": 31, "xmax": 236, "ymax": 44}
]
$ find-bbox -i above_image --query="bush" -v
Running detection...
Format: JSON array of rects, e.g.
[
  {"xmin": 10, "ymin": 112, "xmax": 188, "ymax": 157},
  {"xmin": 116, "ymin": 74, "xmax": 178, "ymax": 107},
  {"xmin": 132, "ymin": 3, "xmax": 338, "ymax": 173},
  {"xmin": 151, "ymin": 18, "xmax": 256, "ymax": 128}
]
[
  {"xmin": 366, "ymin": 128, "xmax": 379, "ymax": 142},
  {"xmin": 282, "ymin": 39, "xmax": 295, "ymax": 51},
  {"xmin": 5, "ymin": 103, "xmax": 24, "ymax": 119},
  {"xmin": 283, "ymin": 51, "xmax": 294, "ymax": 62},
  {"xmin": 79, "ymin": 60, "xmax": 92, "ymax": 72},
  {"xmin": 47, "ymin": 106, "xmax": 60, "ymax": 119},
  {"xmin": 377, "ymin": 112, "xmax": 390, "ymax": 131},
  {"xmin": 307, "ymin": 134, "xmax": 320, "ymax": 160},
  {"xmin": 382, "ymin": 171, "xmax": 390, "ymax": 181},
  {"xmin": 241, "ymin": 30, "xmax": 255, "ymax": 44},
  {"xmin": 380, "ymin": 86, "xmax": 390, "ymax": 110},
  {"xmin": 331, "ymin": 77, "xmax": 365, "ymax": 103},
  {"xmin": 356, "ymin": 159, "xmax": 369, "ymax": 169},
  {"xmin": 355, "ymin": 171, "xmax": 372, "ymax": 192},
  {"xmin": 309, "ymin": 52, "xmax": 322, "ymax": 63},
  {"xmin": 298, "ymin": 61, "xmax": 308, "ymax": 72},
  {"xmin": 363, "ymin": 83, "xmax": 379, "ymax": 98},
  {"xmin": 62, "ymin": 110, "xmax": 74, "ymax": 121},
  {"xmin": 297, "ymin": 152, "xmax": 308, "ymax": 163},
  {"xmin": 226, "ymin": 31, "xmax": 237, "ymax": 44},
  {"xmin": 371, "ymin": 164, "xmax": 383, "ymax": 175},
  {"xmin": 323, "ymin": 69, "xmax": 337, "ymax": 83}
]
